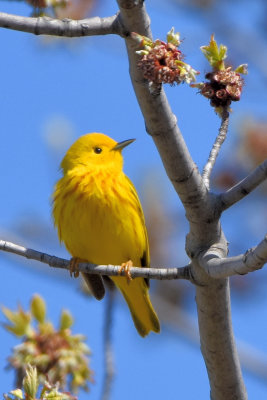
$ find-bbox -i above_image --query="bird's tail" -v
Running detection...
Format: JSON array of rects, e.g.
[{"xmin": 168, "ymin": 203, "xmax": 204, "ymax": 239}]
[{"xmin": 112, "ymin": 276, "xmax": 160, "ymax": 337}]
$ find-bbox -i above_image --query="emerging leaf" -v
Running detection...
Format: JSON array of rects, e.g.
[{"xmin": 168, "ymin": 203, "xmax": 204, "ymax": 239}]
[
  {"xmin": 2, "ymin": 306, "xmax": 32, "ymax": 337},
  {"xmin": 131, "ymin": 32, "xmax": 153, "ymax": 50},
  {"xmin": 200, "ymin": 34, "xmax": 227, "ymax": 70},
  {"xmin": 4, "ymin": 365, "xmax": 78, "ymax": 400},
  {"xmin": 31, "ymin": 294, "xmax": 46, "ymax": 324},
  {"xmin": 3, "ymin": 295, "xmax": 93, "ymax": 393},
  {"xmin": 23, "ymin": 365, "xmax": 38, "ymax": 400},
  {"xmin": 235, "ymin": 64, "xmax": 248, "ymax": 74},
  {"xmin": 9, "ymin": 390, "xmax": 23, "ymax": 400},
  {"xmin": 59, "ymin": 310, "xmax": 73, "ymax": 331},
  {"xmin": 166, "ymin": 27, "xmax": 181, "ymax": 47}
]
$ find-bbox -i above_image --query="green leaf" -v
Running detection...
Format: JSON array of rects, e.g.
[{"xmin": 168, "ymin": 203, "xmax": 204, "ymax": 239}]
[
  {"xmin": 9, "ymin": 389, "xmax": 24, "ymax": 400},
  {"xmin": 235, "ymin": 64, "xmax": 248, "ymax": 74},
  {"xmin": 131, "ymin": 32, "xmax": 153, "ymax": 49},
  {"xmin": 23, "ymin": 365, "xmax": 38, "ymax": 400},
  {"xmin": 31, "ymin": 294, "xmax": 46, "ymax": 323},
  {"xmin": 59, "ymin": 310, "xmax": 73, "ymax": 331},
  {"xmin": 166, "ymin": 27, "xmax": 181, "ymax": 47},
  {"xmin": 2, "ymin": 306, "xmax": 31, "ymax": 336},
  {"xmin": 43, "ymin": 389, "xmax": 73, "ymax": 400},
  {"xmin": 200, "ymin": 34, "xmax": 227, "ymax": 70}
]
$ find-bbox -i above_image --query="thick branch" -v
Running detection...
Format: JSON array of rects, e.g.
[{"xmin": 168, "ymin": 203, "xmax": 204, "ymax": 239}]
[
  {"xmin": 200, "ymin": 235, "xmax": 267, "ymax": 278},
  {"xmin": 195, "ymin": 278, "xmax": 247, "ymax": 400},
  {"xmin": 202, "ymin": 109, "xmax": 229, "ymax": 190},
  {"xmin": 0, "ymin": 12, "xmax": 120, "ymax": 37},
  {"xmin": 116, "ymin": 3, "xmax": 246, "ymax": 398},
  {"xmin": 0, "ymin": 240, "xmax": 191, "ymax": 281},
  {"xmin": 219, "ymin": 158, "xmax": 267, "ymax": 211},
  {"xmin": 116, "ymin": 0, "xmax": 212, "ymax": 231},
  {"xmin": 154, "ymin": 295, "xmax": 267, "ymax": 383}
]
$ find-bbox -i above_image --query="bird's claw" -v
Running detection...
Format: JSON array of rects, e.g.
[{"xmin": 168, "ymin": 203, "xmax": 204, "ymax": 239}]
[
  {"xmin": 118, "ymin": 260, "xmax": 133, "ymax": 283},
  {"xmin": 69, "ymin": 257, "xmax": 82, "ymax": 278}
]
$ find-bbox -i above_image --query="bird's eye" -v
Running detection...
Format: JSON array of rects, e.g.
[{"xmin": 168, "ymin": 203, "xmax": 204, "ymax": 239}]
[{"xmin": 94, "ymin": 147, "xmax": 102, "ymax": 154}]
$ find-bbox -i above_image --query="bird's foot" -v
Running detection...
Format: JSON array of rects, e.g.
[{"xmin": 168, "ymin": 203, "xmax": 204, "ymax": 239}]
[
  {"xmin": 118, "ymin": 260, "xmax": 133, "ymax": 282},
  {"xmin": 69, "ymin": 257, "xmax": 83, "ymax": 278}
]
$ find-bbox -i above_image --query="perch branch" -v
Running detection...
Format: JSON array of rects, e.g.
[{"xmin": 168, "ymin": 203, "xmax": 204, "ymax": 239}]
[
  {"xmin": 219, "ymin": 158, "xmax": 267, "ymax": 211},
  {"xmin": 200, "ymin": 235, "xmax": 267, "ymax": 278},
  {"xmin": 0, "ymin": 239, "xmax": 192, "ymax": 281},
  {"xmin": 0, "ymin": 12, "xmax": 120, "ymax": 37},
  {"xmin": 202, "ymin": 108, "xmax": 229, "ymax": 190},
  {"xmin": 1, "ymin": 237, "xmax": 267, "ymax": 281}
]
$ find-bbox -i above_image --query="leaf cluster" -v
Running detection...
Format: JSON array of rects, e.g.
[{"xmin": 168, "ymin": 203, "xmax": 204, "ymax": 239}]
[
  {"xmin": 2, "ymin": 295, "xmax": 93, "ymax": 393},
  {"xmin": 4, "ymin": 365, "xmax": 77, "ymax": 400}
]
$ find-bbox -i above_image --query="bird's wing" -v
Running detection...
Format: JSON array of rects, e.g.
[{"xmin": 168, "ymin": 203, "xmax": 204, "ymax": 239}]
[{"xmin": 125, "ymin": 176, "xmax": 150, "ymax": 269}]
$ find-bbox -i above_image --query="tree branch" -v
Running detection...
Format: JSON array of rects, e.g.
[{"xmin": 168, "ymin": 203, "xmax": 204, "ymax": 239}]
[
  {"xmin": 2, "ymin": 237, "xmax": 266, "ymax": 282},
  {"xmin": 219, "ymin": 158, "xmax": 267, "ymax": 211},
  {"xmin": 0, "ymin": 239, "xmax": 191, "ymax": 281},
  {"xmin": 195, "ymin": 279, "xmax": 247, "ymax": 400},
  {"xmin": 0, "ymin": 12, "xmax": 121, "ymax": 37},
  {"xmin": 153, "ymin": 295, "xmax": 267, "ymax": 383},
  {"xmin": 116, "ymin": 0, "xmax": 212, "ymax": 230},
  {"xmin": 202, "ymin": 109, "xmax": 229, "ymax": 190},
  {"xmin": 116, "ymin": 2, "xmax": 247, "ymax": 398},
  {"xmin": 199, "ymin": 235, "xmax": 267, "ymax": 278}
]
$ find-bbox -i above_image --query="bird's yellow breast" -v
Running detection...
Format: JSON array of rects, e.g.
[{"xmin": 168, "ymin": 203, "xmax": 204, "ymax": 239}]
[{"xmin": 53, "ymin": 166, "xmax": 148, "ymax": 267}]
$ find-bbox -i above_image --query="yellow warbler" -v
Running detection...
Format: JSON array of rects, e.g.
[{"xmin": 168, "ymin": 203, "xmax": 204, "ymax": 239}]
[{"xmin": 52, "ymin": 133, "xmax": 160, "ymax": 337}]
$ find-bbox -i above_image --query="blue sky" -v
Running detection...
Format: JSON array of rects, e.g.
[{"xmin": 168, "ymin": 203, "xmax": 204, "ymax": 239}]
[{"xmin": 0, "ymin": 0, "xmax": 267, "ymax": 399}]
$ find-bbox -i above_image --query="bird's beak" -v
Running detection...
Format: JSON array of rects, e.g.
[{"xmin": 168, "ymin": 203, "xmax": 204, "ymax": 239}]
[{"xmin": 112, "ymin": 138, "xmax": 135, "ymax": 151}]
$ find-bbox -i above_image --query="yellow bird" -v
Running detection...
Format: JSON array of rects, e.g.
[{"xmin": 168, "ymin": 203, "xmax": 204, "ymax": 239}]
[{"xmin": 52, "ymin": 133, "xmax": 160, "ymax": 337}]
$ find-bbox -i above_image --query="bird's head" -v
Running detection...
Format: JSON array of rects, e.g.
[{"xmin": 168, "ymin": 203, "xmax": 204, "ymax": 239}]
[{"xmin": 61, "ymin": 133, "xmax": 135, "ymax": 174}]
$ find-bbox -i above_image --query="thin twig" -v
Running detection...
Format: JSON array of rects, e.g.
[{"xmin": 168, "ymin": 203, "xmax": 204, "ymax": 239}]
[
  {"xmin": 219, "ymin": 158, "xmax": 267, "ymax": 211},
  {"xmin": 0, "ymin": 12, "xmax": 121, "ymax": 37},
  {"xmin": 202, "ymin": 109, "xmax": 230, "ymax": 190},
  {"xmin": 0, "ymin": 239, "xmax": 192, "ymax": 281},
  {"xmin": 100, "ymin": 288, "xmax": 115, "ymax": 400},
  {"xmin": 200, "ymin": 235, "xmax": 267, "ymax": 278}
]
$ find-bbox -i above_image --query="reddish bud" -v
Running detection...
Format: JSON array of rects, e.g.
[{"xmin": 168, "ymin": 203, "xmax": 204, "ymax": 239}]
[
  {"xmin": 216, "ymin": 89, "xmax": 227, "ymax": 100},
  {"xmin": 201, "ymin": 84, "xmax": 214, "ymax": 98}
]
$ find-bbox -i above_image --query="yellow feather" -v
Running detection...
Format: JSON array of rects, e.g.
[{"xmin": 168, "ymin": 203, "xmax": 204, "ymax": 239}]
[{"xmin": 52, "ymin": 133, "xmax": 160, "ymax": 337}]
